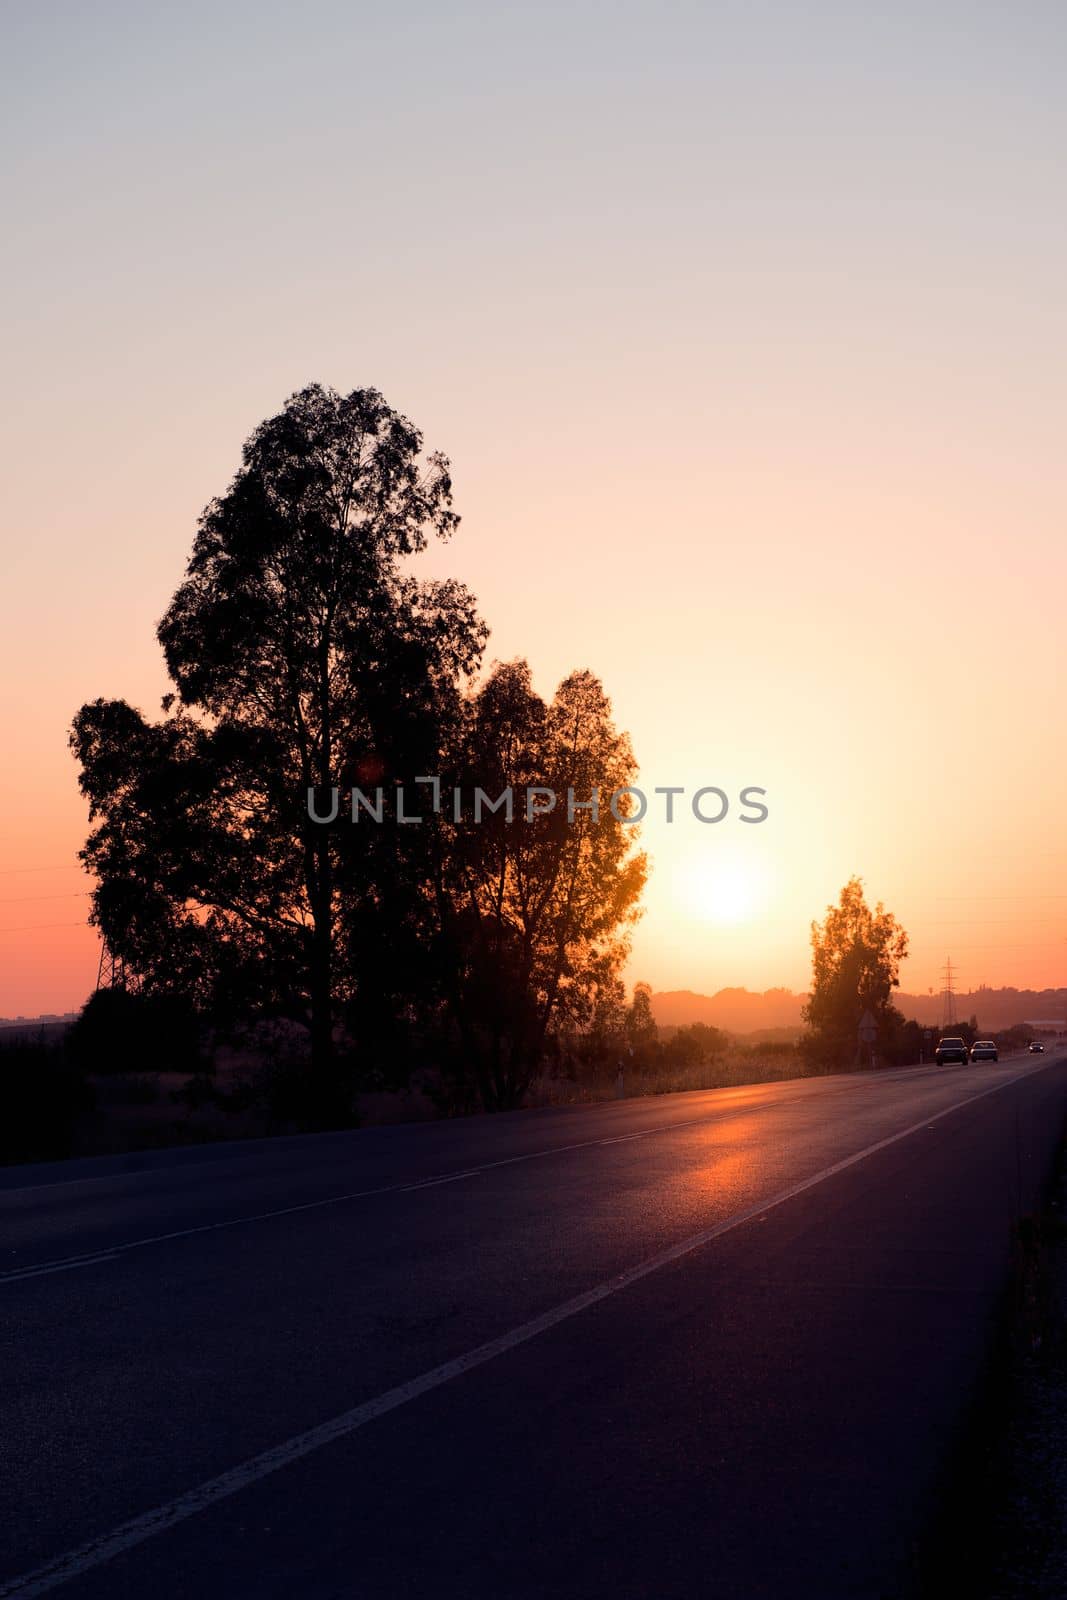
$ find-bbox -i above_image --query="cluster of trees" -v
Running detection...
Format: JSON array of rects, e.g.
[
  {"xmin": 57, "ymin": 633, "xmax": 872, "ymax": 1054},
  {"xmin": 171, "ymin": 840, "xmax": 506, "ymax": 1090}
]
[{"xmin": 71, "ymin": 386, "xmax": 646, "ymax": 1122}]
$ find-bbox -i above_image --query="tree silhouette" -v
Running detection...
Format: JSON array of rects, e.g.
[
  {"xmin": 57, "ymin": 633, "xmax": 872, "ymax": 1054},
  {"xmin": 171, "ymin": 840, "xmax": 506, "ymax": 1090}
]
[
  {"xmin": 626, "ymin": 982, "xmax": 657, "ymax": 1049},
  {"xmin": 73, "ymin": 385, "xmax": 486, "ymax": 1122},
  {"xmin": 430, "ymin": 661, "xmax": 647, "ymax": 1109},
  {"xmin": 803, "ymin": 877, "xmax": 908, "ymax": 1067}
]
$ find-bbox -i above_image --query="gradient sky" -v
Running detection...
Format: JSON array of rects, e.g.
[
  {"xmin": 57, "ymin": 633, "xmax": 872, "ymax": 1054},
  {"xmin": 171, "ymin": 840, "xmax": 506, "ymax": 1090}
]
[{"xmin": 2, "ymin": 1, "xmax": 1066, "ymax": 1017}]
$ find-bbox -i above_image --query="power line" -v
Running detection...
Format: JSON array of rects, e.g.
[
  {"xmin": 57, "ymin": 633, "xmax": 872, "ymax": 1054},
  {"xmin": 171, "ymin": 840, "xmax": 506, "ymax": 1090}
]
[
  {"xmin": 929, "ymin": 894, "xmax": 1067, "ymax": 901},
  {"xmin": 0, "ymin": 892, "xmax": 91, "ymax": 905},
  {"xmin": 909, "ymin": 935, "xmax": 1063, "ymax": 946},
  {"xmin": 0, "ymin": 863, "xmax": 85, "ymax": 875}
]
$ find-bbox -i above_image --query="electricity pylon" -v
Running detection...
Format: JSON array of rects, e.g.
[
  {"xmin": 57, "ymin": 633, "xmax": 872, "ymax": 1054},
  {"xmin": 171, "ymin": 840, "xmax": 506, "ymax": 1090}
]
[
  {"xmin": 95, "ymin": 938, "xmax": 131, "ymax": 992},
  {"xmin": 939, "ymin": 957, "xmax": 959, "ymax": 1031}
]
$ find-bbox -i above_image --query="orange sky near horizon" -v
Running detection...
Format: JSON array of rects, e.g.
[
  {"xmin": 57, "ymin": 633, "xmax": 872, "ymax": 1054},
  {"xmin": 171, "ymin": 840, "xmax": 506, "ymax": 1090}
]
[{"xmin": 2, "ymin": 2, "xmax": 1066, "ymax": 1018}]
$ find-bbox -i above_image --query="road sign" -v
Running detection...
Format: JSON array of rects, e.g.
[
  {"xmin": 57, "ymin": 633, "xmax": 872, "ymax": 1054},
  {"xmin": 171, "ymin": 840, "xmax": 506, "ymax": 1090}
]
[{"xmin": 858, "ymin": 1010, "xmax": 878, "ymax": 1045}]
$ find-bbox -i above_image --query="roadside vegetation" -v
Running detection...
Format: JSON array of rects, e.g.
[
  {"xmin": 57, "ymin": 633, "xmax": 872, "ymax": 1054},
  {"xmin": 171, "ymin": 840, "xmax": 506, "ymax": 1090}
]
[
  {"xmin": 2, "ymin": 853, "xmax": 1047, "ymax": 1164},
  {"xmin": 1, "ymin": 995, "xmax": 1046, "ymax": 1165}
]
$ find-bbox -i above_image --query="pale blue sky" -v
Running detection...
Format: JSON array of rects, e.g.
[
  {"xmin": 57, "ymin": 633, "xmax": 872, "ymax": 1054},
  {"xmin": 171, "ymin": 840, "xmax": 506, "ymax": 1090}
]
[{"xmin": 2, "ymin": 1, "xmax": 1066, "ymax": 1011}]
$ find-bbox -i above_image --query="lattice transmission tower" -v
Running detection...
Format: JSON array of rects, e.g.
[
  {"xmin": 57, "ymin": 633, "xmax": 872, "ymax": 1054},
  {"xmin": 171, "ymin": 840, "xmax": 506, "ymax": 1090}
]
[
  {"xmin": 939, "ymin": 957, "xmax": 959, "ymax": 1031},
  {"xmin": 95, "ymin": 937, "xmax": 132, "ymax": 993}
]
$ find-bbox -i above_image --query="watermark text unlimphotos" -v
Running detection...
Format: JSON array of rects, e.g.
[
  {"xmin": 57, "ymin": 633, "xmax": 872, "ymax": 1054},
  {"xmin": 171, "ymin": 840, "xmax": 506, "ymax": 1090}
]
[{"xmin": 307, "ymin": 782, "xmax": 768, "ymax": 826}]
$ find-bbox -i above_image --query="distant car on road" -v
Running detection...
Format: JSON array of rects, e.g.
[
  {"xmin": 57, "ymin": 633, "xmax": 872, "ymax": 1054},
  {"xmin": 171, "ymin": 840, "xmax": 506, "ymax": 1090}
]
[
  {"xmin": 1029, "ymin": 1040, "xmax": 1045, "ymax": 1053},
  {"xmin": 969, "ymin": 1040, "xmax": 998, "ymax": 1063},
  {"xmin": 934, "ymin": 1036, "xmax": 969, "ymax": 1066}
]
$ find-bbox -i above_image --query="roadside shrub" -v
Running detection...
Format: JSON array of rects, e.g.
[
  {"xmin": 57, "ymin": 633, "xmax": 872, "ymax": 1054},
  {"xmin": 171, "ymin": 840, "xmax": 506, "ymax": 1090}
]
[
  {"xmin": 0, "ymin": 1037, "xmax": 95, "ymax": 1164},
  {"xmin": 67, "ymin": 988, "xmax": 204, "ymax": 1075}
]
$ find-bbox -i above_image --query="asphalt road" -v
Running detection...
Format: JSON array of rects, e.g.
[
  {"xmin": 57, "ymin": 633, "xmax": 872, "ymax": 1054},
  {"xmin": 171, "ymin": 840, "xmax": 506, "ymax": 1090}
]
[{"xmin": 2, "ymin": 1051, "xmax": 1066, "ymax": 1599}]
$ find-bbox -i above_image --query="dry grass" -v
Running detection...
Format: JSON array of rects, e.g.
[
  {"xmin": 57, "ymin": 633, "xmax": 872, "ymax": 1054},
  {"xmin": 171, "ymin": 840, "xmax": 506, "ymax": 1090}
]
[{"xmin": 525, "ymin": 1047, "xmax": 836, "ymax": 1107}]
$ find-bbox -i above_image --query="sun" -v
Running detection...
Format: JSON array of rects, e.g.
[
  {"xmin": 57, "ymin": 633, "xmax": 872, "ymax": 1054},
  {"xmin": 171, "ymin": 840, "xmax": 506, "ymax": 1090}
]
[{"xmin": 676, "ymin": 848, "xmax": 770, "ymax": 925}]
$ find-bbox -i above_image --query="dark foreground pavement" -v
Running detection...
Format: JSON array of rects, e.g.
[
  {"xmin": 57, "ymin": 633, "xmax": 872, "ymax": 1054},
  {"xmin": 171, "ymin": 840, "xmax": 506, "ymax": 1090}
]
[{"xmin": 2, "ymin": 1052, "xmax": 1065, "ymax": 1599}]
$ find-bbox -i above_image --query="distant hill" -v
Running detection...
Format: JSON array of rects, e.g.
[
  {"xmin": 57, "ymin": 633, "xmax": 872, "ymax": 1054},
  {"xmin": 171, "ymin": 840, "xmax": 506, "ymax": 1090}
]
[
  {"xmin": 651, "ymin": 987, "xmax": 1067, "ymax": 1036},
  {"xmin": 891, "ymin": 988, "xmax": 1067, "ymax": 1031},
  {"xmin": 652, "ymin": 989, "xmax": 806, "ymax": 1033}
]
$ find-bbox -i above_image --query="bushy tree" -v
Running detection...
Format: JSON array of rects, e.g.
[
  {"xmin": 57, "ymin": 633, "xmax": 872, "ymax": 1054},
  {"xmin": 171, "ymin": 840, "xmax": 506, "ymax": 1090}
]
[
  {"xmin": 663, "ymin": 1021, "xmax": 728, "ymax": 1066},
  {"xmin": 67, "ymin": 988, "xmax": 203, "ymax": 1075},
  {"xmin": 803, "ymin": 877, "xmax": 909, "ymax": 1068},
  {"xmin": 626, "ymin": 982, "xmax": 658, "ymax": 1050},
  {"xmin": 881, "ymin": 1015, "xmax": 923, "ymax": 1067},
  {"xmin": 72, "ymin": 385, "xmax": 486, "ymax": 1122},
  {"xmin": 432, "ymin": 661, "xmax": 647, "ymax": 1108}
]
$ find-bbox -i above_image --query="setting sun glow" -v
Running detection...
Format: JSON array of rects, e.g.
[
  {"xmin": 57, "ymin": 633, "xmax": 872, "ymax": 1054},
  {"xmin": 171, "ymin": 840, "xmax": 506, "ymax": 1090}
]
[{"xmin": 677, "ymin": 849, "xmax": 771, "ymax": 926}]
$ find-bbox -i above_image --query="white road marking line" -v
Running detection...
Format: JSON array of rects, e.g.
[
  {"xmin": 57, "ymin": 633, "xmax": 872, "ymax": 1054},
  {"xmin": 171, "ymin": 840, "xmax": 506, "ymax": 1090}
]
[
  {"xmin": 0, "ymin": 1252, "xmax": 120, "ymax": 1282},
  {"xmin": 0, "ymin": 1184, "xmax": 404, "ymax": 1285},
  {"xmin": 400, "ymin": 1170, "xmax": 483, "ymax": 1191},
  {"xmin": 0, "ymin": 1059, "xmax": 1056, "ymax": 1600},
  {"xmin": 0, "ymin": 1114, "xmax": 733, "ymax": 1284}
]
